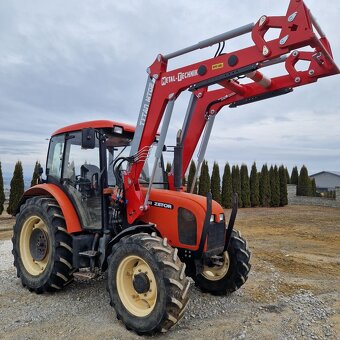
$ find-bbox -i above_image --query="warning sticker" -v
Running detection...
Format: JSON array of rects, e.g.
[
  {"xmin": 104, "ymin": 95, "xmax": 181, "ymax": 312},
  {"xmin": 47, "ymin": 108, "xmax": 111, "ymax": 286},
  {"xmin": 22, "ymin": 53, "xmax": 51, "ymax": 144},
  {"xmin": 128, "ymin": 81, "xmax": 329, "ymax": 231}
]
[{"xmin": 212, "ymin": 63, "xmax": 224, "ymax": 70}]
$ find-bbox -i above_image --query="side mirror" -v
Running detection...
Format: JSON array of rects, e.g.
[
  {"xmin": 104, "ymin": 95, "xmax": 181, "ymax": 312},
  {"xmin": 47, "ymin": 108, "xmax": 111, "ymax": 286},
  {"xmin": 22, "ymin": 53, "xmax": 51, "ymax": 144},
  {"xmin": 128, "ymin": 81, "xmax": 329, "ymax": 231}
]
[{"xmin": 82, "ymin": 128, "xmax": 96, "ymax": 149}]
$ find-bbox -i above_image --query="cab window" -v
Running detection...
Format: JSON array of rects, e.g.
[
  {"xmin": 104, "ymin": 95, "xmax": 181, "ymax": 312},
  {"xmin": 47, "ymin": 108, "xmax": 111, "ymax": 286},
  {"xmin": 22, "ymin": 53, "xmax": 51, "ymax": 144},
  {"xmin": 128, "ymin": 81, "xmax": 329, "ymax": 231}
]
[
  {"xmin": 62, "ymin": 131, "xmax": 101, "ymax": 230},
  {"xmin": 46, "ymin": 134, "xmax": 65, "ymax": 181}
]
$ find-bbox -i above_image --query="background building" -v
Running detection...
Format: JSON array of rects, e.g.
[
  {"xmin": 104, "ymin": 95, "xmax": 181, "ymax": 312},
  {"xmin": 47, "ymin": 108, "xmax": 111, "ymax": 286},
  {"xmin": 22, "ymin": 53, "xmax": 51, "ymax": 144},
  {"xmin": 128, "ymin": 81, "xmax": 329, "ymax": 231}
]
[{"xmin": 310, "ymin": 171, "xmax": 340, "ymax": 192}]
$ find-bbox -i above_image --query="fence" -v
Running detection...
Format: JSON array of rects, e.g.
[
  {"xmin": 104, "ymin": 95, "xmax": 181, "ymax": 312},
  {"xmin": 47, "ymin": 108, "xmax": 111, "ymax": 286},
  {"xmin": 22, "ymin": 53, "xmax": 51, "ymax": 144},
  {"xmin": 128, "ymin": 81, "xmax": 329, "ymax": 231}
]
[{"xmin": 288, "ymin": 184, "xmax": 340, "ymax": 208}]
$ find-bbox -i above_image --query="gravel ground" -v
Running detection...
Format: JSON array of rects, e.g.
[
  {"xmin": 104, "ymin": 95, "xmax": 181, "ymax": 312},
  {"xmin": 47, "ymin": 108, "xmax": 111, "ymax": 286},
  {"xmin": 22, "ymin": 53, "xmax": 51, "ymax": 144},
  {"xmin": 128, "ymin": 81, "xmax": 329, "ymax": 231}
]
[{"xmin": 0, "ymin": 206, "xmax": 339, "ymax": 339}]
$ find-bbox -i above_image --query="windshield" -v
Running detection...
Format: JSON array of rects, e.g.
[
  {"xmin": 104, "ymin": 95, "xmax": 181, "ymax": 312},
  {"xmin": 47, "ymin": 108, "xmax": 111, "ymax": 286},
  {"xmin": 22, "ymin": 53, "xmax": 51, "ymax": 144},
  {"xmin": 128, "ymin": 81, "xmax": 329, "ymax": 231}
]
[{"xmin": 106, "ymin": 135, "xmax": 166, "ymax": 189}]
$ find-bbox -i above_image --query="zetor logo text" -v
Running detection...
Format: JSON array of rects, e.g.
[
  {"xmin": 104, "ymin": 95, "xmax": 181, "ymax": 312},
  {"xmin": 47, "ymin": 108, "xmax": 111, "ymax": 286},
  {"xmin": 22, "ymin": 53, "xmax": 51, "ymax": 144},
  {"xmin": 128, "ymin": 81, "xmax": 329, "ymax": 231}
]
[
  {"xmin": 161, "ymin": 69, "xmax": 198, "ymax": 86},
  {"xmin": 148, "ymin": 200, "xmax": 173, "ymax": 210}
]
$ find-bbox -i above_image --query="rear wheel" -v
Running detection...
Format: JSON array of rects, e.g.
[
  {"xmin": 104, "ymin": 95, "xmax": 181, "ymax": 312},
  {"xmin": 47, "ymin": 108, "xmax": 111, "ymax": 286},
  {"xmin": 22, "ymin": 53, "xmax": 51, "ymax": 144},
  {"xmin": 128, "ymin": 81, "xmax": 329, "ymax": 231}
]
[
  {"xmin": 107, "ymin": 233, "xmax": 190, "ymax": 335},
  {"xmin": 12, "ymin": 197, "xmax": 74, "ymax": 293},
  {"xmin": 194, "ymin": 229, "xmax": 251, "ymax": 295}
]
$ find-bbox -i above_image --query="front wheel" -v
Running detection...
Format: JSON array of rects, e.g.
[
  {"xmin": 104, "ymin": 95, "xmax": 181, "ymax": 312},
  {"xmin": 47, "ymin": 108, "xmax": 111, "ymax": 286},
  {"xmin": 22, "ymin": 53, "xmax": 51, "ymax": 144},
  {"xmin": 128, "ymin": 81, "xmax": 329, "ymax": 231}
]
[
  {"xmin": 107, "ymin": 233, "xmax": 190, "ymax": 335},
  {"xmin": 194, "ymin": 229, "xmax": 251, "ymax": 295},
  {"xmin": 12, "ymin": 197, "xmax": 74, "ymax": 293}
]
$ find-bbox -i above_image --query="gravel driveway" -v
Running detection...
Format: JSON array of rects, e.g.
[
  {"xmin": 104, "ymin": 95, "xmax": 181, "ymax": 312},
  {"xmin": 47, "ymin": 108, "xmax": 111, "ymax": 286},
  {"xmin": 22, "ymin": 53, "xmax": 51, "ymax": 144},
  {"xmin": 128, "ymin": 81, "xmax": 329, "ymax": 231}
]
[{"xmin": 0, "ymin": 206, "xmax": 339, "ymax": 339}]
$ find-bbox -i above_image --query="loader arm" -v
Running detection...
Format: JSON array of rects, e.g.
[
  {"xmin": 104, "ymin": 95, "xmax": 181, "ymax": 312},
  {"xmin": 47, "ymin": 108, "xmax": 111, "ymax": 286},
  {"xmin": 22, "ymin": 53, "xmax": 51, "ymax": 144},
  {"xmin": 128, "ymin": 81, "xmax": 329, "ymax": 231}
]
[
  {"xmin": 123, "ymin": 0, "xmax": 339, "ymax": 223},
  {"xmin": 168, "ymin": 40, "xmax": 339, "ymax": 191}
]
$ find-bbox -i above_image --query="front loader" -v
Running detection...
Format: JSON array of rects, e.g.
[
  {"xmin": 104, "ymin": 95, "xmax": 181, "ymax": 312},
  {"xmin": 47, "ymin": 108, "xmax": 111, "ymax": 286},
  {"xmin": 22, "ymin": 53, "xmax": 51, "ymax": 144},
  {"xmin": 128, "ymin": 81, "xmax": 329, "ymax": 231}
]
[{"xmin": 12, "ymin": 0, "xmax": 338, "ymax": 335}]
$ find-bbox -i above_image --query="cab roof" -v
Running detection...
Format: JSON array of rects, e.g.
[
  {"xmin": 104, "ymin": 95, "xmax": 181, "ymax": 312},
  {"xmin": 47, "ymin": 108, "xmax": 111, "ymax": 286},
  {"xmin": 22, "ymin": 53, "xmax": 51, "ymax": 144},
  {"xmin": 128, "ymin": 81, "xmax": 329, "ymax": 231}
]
[{"xmin": 52, "ymin": 120, "xmax": 136, "ymax": 136}]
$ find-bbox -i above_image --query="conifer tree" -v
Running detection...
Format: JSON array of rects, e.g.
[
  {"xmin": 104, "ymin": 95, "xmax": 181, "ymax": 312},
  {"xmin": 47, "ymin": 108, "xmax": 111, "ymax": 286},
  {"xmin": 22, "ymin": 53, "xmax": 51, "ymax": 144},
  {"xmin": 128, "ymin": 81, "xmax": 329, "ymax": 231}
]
[
  {"xmin": 30, "ymin": 161, "xmax": 41, "ymax": 187},
  {"xmin": 311, "ymin": 178, "xmax": 317, "ymax": 197},
  {"xmin": 232, "ymin": 165, "xmax": 242, "ymax": 208},
  {"xmin": 297, "ymin": 165, "xmax": 311, "ymax": 196},
  {"xmin": 279, "ymin": 165, "xmax": 288, "ymax": 206},
  {"xmin": 0, "ymin": 162, "xmax": 5, "ymax": 215},
  {"xmin": 240, "ymin": 164, "xmax": 251, "ymax": 208},
  {"xmin": 198, "ymin": 160, "xmax": 210, "ymax": 197},
  {"xmin": 7, "ymin": 161, "xmax": 25, "ymax": 215},
  {"xmin": 285, "ymin": 167, "xmax": 290, "ymax": 184},
  {"xmin": 187, "ymin": 160, "xmax": 197, "ymax": 194},
  {"xmin": 259, "ymin": 164, "xmax": 271, "ymax": 207},
  {"xmin": 291, "ymin": 166, "xmax": 299, "ymax": 185},
  {"xmin": 221, "ymin": 163, "xmax": 232, "ymax": 209},
  {"xmin": 270, "ymin": 165, "xmax": 280, "ymax": 207},
  {"xmin": 211, "ymin": 162, "xmax": 221, "ymax": 204},
  {"xmin": 165, "ymin": 162, "xmax": 172, "ymax": 173},
  {"xmin": 250, "ymin": 162, "xmax": 260, "ymax": 207}
]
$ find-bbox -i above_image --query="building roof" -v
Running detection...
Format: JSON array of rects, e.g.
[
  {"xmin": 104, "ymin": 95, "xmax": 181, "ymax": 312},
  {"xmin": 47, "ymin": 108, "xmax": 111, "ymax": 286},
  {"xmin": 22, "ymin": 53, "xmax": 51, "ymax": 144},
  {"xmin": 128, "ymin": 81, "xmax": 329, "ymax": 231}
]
[{"xmin": 310, "ymin": 171, "xmax": 340, "ymax": 178}]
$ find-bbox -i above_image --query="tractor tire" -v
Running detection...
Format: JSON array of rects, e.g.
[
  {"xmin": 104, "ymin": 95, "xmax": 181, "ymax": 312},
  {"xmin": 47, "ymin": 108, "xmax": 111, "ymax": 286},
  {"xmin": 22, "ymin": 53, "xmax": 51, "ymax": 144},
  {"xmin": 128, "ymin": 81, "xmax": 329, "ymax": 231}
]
[
  {"xmin": 107, "ymin": 232, "xmax": 190, "ymax": 335},
  {"xmin": 12, "ymin": 196, "xmax": 74, "ymax": 293},
  {"xmin": 194, "ymin": 229, "xmax": 251, "ymax": 295}
]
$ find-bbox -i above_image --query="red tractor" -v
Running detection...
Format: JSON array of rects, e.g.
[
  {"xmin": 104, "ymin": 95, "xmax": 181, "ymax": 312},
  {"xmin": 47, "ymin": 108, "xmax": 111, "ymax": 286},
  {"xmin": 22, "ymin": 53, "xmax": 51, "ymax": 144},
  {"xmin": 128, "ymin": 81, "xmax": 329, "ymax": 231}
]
[{"xmin": 12, "ymin": 0, "xmax": 338, "ymax": 335}]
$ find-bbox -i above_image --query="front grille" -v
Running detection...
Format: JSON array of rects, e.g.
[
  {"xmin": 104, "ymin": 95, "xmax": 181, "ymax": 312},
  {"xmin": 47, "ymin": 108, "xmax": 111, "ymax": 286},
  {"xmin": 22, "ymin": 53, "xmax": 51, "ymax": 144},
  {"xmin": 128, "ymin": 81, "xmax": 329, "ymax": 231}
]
[
  {"xmin": 178, "ymin": 207, "xmax": 197, "ymax": 246},
  {"xmin": 206, "ymin": 222, "xmax": 225, "ymax": 251}
]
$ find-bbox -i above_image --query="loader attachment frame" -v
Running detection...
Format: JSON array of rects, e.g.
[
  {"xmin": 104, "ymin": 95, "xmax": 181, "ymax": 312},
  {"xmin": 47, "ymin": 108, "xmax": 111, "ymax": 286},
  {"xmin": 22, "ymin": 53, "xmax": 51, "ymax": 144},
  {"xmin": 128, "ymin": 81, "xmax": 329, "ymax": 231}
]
[{"xmin": 123, "ymin": 0, "xmax": 339, "ymax": 223}]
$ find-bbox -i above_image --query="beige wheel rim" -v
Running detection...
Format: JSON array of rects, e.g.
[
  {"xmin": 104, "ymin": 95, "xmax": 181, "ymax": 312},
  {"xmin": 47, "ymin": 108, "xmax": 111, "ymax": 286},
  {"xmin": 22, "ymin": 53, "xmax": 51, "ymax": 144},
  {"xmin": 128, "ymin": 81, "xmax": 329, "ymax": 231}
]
[
  {"xmin": 19, "ymin": 215, "xmax": 51, "ymax": 276},
  {"xmin": 116, "ymin": 255, "xmax": 157, "ymax": 317},
  {"xmin": 202, "ymin": 252, "xmax": 230, "ymax": 281}
]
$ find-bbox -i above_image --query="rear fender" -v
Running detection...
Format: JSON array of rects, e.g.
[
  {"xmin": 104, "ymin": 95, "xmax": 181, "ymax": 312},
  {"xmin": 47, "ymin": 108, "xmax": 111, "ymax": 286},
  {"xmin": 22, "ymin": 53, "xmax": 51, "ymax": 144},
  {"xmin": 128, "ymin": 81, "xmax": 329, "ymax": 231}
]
[{"xmin": 17, "ymin": 184, "xmax": 82, "ymax": 233}]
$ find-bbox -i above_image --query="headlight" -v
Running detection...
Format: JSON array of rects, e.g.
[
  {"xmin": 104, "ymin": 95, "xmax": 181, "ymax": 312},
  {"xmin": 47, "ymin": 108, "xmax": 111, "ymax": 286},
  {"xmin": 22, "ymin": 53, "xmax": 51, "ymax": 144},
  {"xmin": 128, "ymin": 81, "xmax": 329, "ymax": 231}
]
[
  {"xmin": 210, "ymin": 215, "xmax": 215, "ymax": 223},
  {"xmin": 219, "ymin": 213, "xmax": 225, "ymax": 222},
  {"xmin": 113, "ymin": 126, "xmax": 123, "ymax": 134}
]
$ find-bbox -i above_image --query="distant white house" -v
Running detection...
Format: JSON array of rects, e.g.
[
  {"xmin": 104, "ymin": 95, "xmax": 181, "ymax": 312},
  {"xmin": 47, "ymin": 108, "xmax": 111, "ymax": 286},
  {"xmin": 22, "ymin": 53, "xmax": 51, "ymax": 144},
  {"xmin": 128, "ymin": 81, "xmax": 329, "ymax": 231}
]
[{"xmin": 310, "ymin": 171, "xmax": 340, "ymax": 191}]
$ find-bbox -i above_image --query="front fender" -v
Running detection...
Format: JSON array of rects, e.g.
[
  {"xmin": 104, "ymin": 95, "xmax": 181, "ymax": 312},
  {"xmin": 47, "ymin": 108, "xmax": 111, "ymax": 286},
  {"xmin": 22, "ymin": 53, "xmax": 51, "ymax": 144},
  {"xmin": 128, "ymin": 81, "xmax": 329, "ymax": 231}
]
[{"xmin": 17, "ymin": 184, "xmax": 82, "ymax": 233}]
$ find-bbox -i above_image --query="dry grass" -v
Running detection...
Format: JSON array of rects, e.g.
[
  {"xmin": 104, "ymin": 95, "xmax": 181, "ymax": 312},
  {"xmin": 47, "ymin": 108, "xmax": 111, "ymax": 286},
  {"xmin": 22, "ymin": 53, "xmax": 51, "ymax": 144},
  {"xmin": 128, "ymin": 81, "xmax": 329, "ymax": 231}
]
[{"xmin": 223, "ymin": 205, "xmax": 340, "ymax": 302}]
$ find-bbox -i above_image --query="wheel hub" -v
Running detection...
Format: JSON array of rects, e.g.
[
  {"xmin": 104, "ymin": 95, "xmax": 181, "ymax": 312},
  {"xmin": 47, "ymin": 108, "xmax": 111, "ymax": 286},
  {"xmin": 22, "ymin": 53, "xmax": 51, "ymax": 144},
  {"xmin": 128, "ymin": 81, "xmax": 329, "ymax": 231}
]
[
  {"xmin": 29, "ymin": 228, "xmax": 48, "ymax": 261},
  {"xmin": 116, "ymin": 255, "xmax": 157, "ymax": 317},
  {"xmin": 202, "ymin": 251, "xmax": 230, "ymax": 281},
  {"xmin": 133, "ymin": 272, "xmax": 150, "ymax": 294}
]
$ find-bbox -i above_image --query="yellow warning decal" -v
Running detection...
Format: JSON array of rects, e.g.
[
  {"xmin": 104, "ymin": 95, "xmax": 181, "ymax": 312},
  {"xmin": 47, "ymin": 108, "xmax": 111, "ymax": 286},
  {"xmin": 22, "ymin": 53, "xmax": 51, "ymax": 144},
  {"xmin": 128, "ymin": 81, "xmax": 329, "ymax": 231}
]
[{"xmin": 212, "ymin": 63, "xmax": 224, "ymax": 70}]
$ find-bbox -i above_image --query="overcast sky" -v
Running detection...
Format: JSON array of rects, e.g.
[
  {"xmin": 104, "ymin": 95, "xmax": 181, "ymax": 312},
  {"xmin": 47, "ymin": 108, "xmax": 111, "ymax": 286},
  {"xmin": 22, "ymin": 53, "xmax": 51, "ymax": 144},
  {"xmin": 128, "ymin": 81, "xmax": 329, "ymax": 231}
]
[{"xmin": 0, "ymin": 0, "xmax": 339, "ymax": 179}]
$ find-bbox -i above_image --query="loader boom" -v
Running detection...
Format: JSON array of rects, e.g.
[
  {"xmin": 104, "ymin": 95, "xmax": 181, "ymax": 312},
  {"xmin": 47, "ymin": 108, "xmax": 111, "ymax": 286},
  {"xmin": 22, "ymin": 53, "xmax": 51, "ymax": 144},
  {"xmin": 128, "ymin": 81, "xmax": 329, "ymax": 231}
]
[
  {"xmin": 124, "ymin": 0, "xmax": 339, "ymax": 223},
  {"xmin": 169, "ymin": 40, "xmax": 339, "ymax": 191}
]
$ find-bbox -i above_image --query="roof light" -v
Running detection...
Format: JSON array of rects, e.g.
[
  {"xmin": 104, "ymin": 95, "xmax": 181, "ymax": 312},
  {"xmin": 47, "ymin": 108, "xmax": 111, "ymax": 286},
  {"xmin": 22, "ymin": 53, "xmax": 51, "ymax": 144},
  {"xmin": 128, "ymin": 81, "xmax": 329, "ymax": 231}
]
[
  {"xmin": 113, "ymin": 126, "xmax": 123, "ymax": 134},
  {"xmin": 210, "ymin": 215, "xmax": 215, "ymax": 223},
  {"xmin": 219, "ymin": 213, "xmax": 225, "ymax": 222}
]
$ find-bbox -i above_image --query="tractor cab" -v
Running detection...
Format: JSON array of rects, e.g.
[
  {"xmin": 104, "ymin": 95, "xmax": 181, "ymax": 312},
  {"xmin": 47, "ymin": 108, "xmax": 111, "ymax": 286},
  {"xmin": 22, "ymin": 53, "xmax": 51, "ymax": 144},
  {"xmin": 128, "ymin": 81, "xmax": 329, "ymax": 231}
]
[{"xmin": 46, "ymin": 120, "xmax": 167, "ymax": 231}]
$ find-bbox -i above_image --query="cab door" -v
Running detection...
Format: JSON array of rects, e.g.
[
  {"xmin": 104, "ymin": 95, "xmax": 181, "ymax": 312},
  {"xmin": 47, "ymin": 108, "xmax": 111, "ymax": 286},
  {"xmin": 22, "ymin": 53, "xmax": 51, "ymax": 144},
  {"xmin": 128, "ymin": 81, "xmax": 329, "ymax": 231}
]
[{"xmin": 62, "ymin": 131, "xmax": 102, "ymax": 230}]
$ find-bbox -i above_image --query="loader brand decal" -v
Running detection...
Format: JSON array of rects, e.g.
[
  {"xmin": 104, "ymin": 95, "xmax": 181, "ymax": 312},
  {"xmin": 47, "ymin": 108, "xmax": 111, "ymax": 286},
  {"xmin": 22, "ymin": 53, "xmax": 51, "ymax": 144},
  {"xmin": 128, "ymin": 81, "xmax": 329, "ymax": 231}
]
[
  {"xmin": 161, "ymin": 75, "xmax": 176, "ymax": 86},
  {"xmin": 139, "ymin": 81, "xmax": 154, "ymax": 126},
  {"xmin": 161, "ymin": 69, "xmax": 198, "ymax": 86},
  {"xmin": 212, "ymin": 62, "xmax": 224, "ymax": 70},
  {"xmin": 148, "ymin": 200, "xmax": 174, "ymax": 210},
  {"xmin": 178, "ymin": 70, "xmax": 198, "ymax": 81}
]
